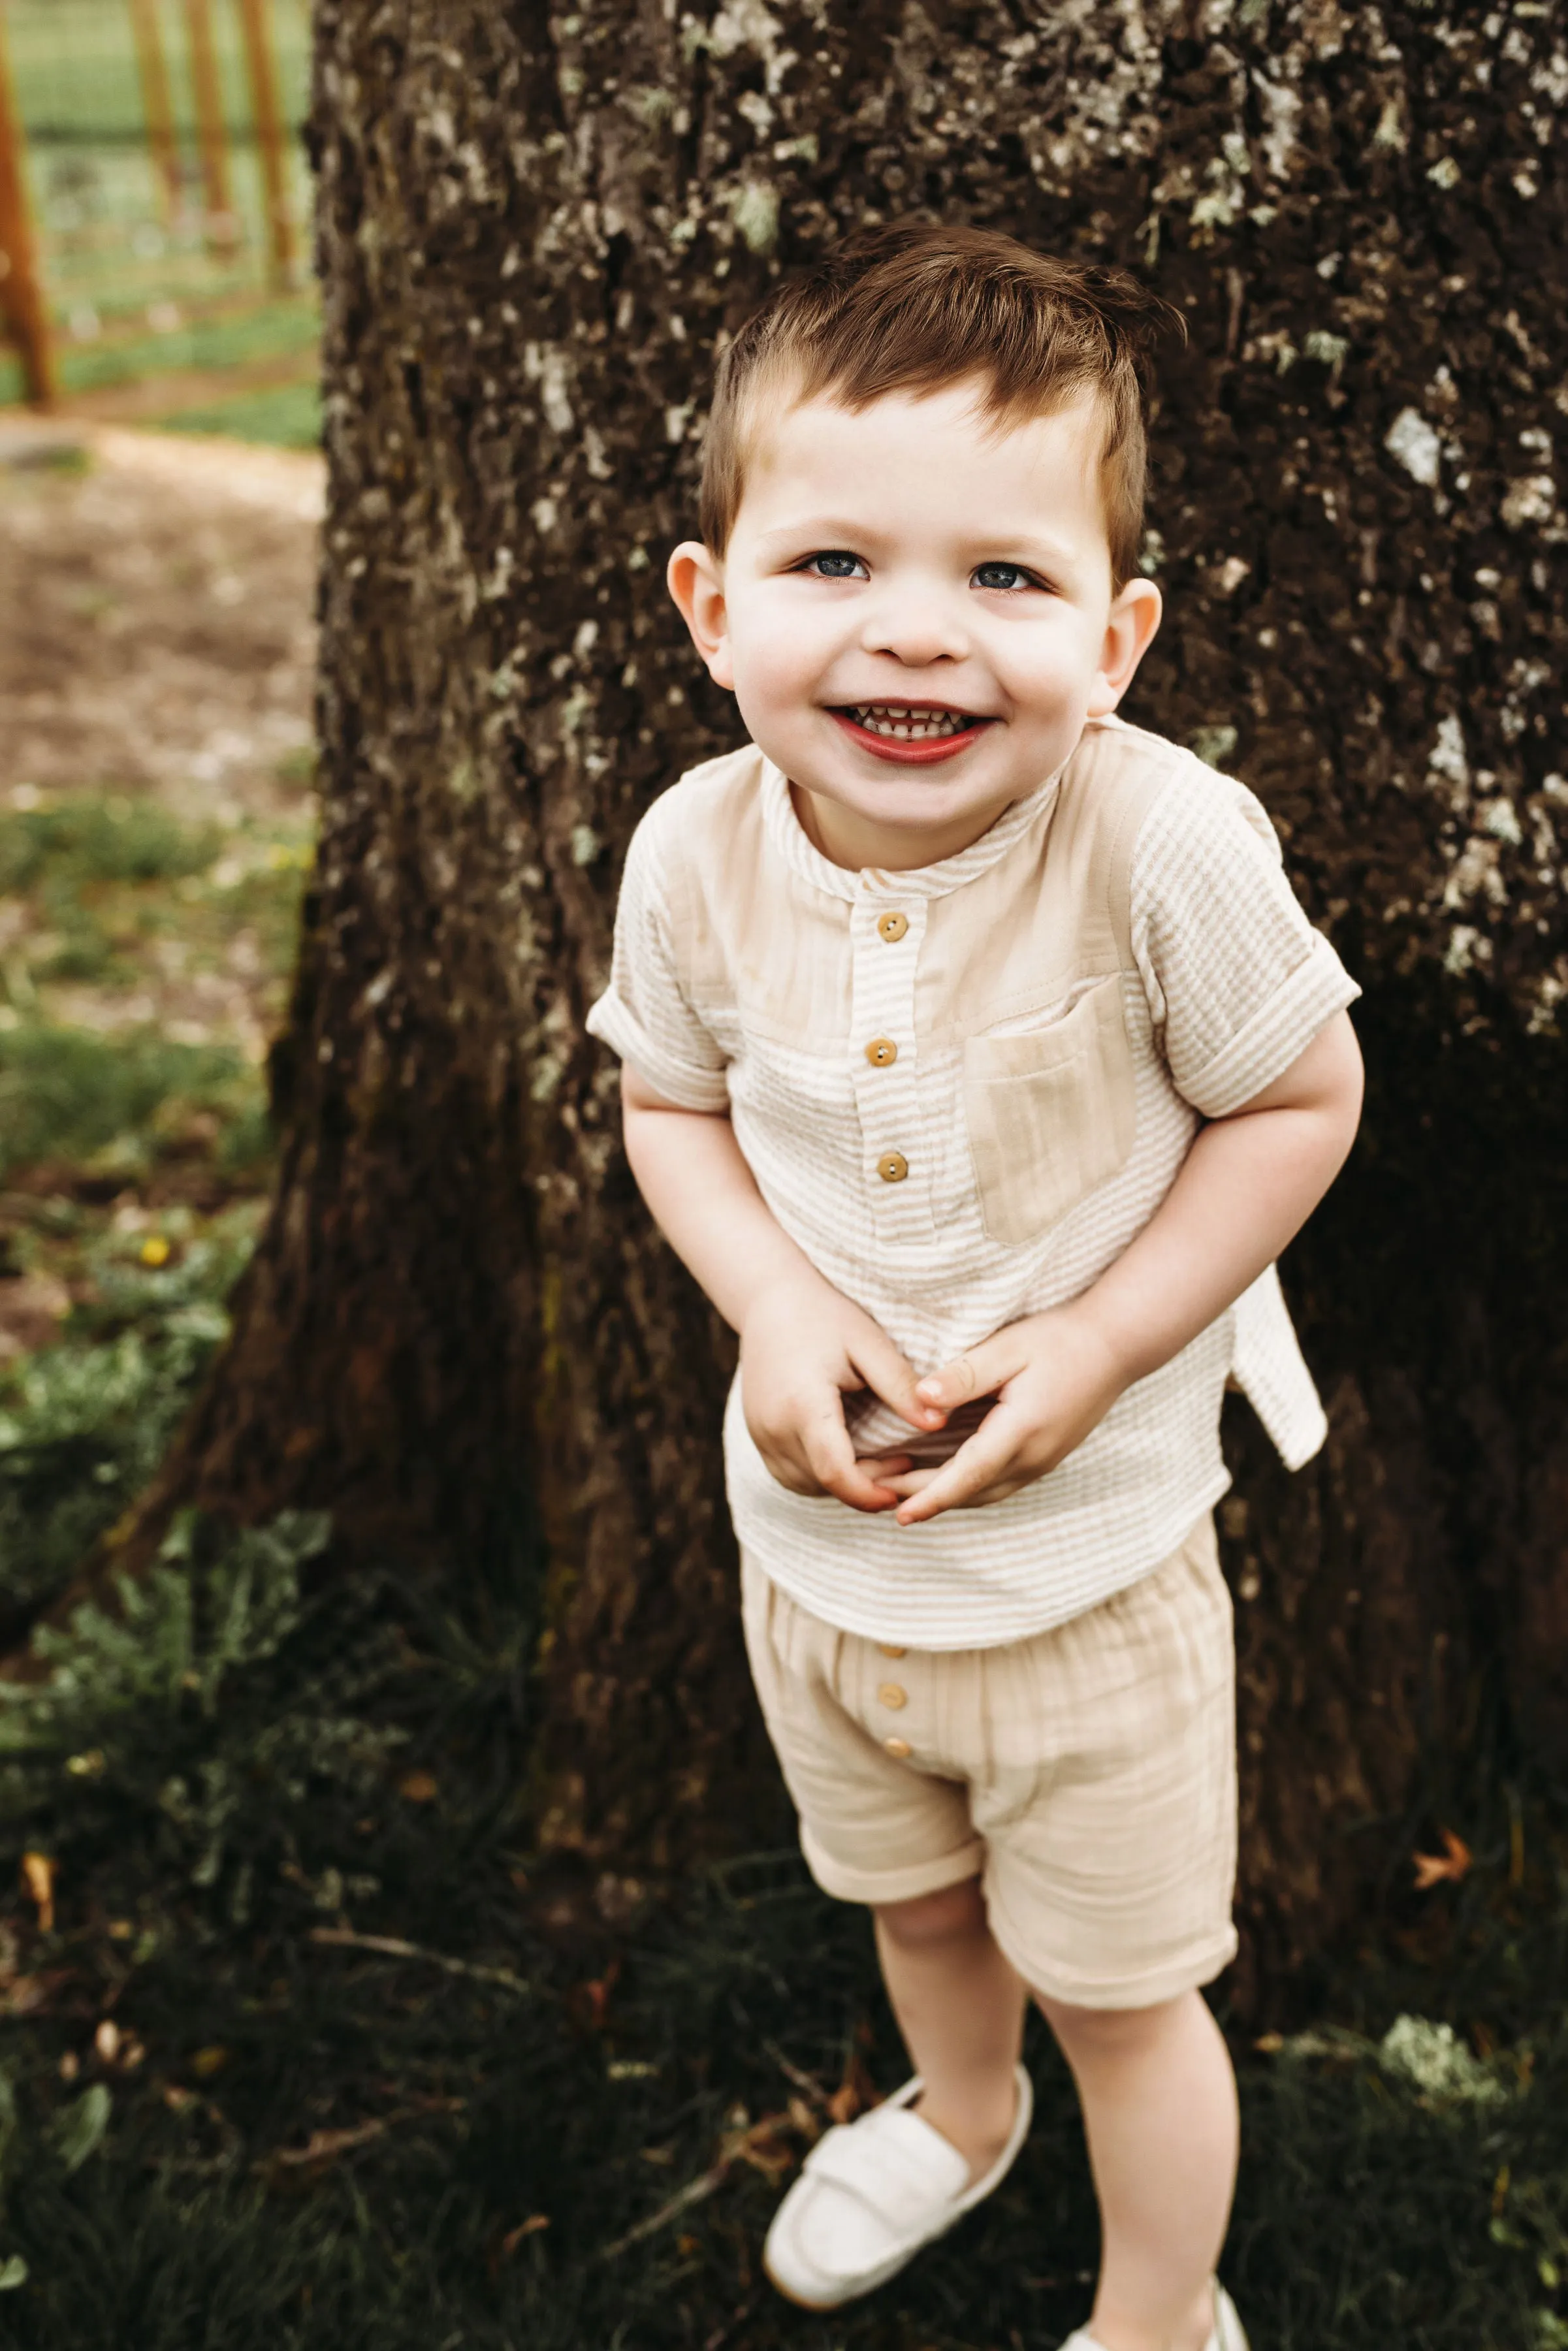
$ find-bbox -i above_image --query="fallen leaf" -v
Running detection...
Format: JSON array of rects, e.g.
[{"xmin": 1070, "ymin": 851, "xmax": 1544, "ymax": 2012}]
[
  {"xmin": 397, "ymin": 1770, "xmax": 438, "ymax": 1804},
  {"xmin": 1413, "ymin": 1827, "xmax": 1473, "ymax": 1890},
  {"xmin": 21, "ymin": 1851, "xmax": 56, "ymax": 1932},
  {"xmin": 191, "ymin": 2045, "xmax": 229, "ymax": 2078}
]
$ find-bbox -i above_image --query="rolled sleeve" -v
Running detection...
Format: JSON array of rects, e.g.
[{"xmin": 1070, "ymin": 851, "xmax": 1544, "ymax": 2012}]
[
  {"xmin": 584, "ymin": 805, "xmax": 731, "ymax": 1112},
  {"xmin": 1131, "ymin": 769, "xmax": 1361, "ymax": 1119}
]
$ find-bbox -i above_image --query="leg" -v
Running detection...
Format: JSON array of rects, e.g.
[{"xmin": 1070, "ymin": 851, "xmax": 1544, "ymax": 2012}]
[
  {"xmin": 873, "ymin": 1878, "xmax": 1028, "ymax": 2179},
  {"xmin": 1037, "ymin": 1988, "xmax": 1238, "ymax": 2351}
]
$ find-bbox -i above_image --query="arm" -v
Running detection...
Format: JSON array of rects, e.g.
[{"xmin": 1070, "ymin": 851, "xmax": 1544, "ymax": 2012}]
[
  {"xmin": 871, "ymin": 1008, "xmax": 1364, "ymax": 1526},
  {"xmin": 621, "ymin": 1063, "xmax": 942, "ymax": 1511}
]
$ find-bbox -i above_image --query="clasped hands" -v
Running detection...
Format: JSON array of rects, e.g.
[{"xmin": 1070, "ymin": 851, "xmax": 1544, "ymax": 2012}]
[{"xmin": 739, "ymin": 1273, "xmax": 1128, "ymax": 1526}]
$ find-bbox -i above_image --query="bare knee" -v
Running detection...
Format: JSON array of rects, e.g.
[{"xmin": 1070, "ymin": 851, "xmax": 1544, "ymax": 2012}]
[
  {"xmin": 1036, "ymin": 1987, "xmax": 1192, "ymax": 2062},
  {"xmin": 874, "ymin": 1877, "xmax": 987, "ymax": 1951}
]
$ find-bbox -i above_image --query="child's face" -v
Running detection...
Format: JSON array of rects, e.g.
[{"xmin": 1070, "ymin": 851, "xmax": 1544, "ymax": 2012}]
[{"xmin": 669, "ymin": 381, "xmax": 1162, "ymax": 869}]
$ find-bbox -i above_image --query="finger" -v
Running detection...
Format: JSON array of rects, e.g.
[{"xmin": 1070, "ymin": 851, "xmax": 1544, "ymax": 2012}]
[
  {"xmin": 801, "ymin": 1408, "xmax": 901, "ymax": 1512},
  {"xmin": 853, "ymin": 1452, "xmax": 916, "ymax": 1479},
  {"xmin": 863, "ymin": 1465, "xmax": 942, "ymax": 1499},
  {"xmin": 844, "ymin": 1323, "xmax": 950, "ymax": 1432},
  {"xmin": 913, "ymin": 1329, "xmax": 1031, "ymax": 1417},
  {"xmin": 895, "ymin": 1409, "xmax": 1029, "ymax": 1526}
]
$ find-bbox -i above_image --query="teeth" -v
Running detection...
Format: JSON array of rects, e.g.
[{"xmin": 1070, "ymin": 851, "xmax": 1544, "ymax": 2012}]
[{"xmin": 850, "ymin": 705, "xmax": 973, "ymax": 740}]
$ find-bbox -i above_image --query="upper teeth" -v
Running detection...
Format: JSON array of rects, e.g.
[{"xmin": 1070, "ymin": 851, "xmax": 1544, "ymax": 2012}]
[{"xmin": 851, "ymin": 705, "xmax": 972, "ymax": 739}]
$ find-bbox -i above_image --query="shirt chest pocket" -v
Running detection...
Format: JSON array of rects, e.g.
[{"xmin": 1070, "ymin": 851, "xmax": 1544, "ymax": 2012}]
[{"xmin": 961, "ymin": 975, "xmax": 1138, "ymax": 1247}]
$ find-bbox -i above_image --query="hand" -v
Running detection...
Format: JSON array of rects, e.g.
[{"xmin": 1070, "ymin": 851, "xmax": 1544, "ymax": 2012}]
[
  {"xmin": 858, "ymin": 1303, "xmax": 1128, "ymax": 1526},
  {"xmin": 740, "ymin": 1278, "xmax": 949, "ymax": 1512}
]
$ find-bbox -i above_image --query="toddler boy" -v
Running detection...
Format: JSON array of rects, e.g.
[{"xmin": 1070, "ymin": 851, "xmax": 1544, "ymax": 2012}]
[{"xmin": 586, "ymin": 223, "xmax": 1363, "ymax": 2351}]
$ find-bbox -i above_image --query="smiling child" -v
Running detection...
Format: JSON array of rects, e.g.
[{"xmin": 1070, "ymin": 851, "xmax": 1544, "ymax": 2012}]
[{"xmin": 586, "ymin": 223, "xmax": 1364, "ymax": 2351}]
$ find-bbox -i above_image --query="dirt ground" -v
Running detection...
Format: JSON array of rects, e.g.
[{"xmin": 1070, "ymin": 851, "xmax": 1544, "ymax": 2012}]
[
  {"xmin": 0, "ymin": 421, "xmax": 323, "ymax": 1362},
  {"xmin": 0, "ymin": 419, "xmax": 321, "ymax": 829}
]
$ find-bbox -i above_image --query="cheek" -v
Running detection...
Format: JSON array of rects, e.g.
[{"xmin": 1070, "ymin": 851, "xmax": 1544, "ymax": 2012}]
[
  {"xmin": 728, "ymin": 596, "xmax": 835, "ymax": 712},
  {"xmin": 987, "ymin": 613, "xmax": 1104, "ymax": 712}
]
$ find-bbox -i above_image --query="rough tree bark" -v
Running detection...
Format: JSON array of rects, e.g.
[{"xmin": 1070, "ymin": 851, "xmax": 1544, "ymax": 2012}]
[{"xmin": 123, "ymin": 0, "xmax": 1567, "ymax": 2011}]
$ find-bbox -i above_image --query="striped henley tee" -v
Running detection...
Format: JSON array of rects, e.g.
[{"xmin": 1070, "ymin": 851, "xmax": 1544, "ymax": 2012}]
[{"xmin": 586, "ymin": 713, "xmax": 1360, "ymax": 1650}]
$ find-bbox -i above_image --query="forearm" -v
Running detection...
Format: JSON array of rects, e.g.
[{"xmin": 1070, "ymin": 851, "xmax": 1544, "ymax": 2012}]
[
  {"xmin": 622, "ymin": 1087, "xmax": 821, "ymax": 1332},
  {"xmin": 1071, "ymin": 1010, "xmax": 1363, "ymax": 1388}
]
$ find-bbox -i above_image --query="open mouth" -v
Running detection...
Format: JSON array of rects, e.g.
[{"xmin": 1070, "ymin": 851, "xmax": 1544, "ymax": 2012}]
[{"xmin": 829, "ymin": 702, "xmax": 995, "ymax": 761}]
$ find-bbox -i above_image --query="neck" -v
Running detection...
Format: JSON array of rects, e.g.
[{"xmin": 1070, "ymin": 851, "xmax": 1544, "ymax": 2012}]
[{"xmin": 790, "ymin": 782, "xmax": 1016, "ymax": 872}]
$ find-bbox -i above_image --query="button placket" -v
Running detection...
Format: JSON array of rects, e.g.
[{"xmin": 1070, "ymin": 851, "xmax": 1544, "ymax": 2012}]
[
  {"xmin": 865, "ymin": 1642, "xmax": 920, "ymax": 1763},
  {"xmin": 848, "ymin": 894, "xmax": 929, "ymax": 1240}
]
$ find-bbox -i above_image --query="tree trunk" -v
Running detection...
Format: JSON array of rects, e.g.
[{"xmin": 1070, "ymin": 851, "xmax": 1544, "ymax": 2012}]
[{"xmin": 124, "ymin": 0, "xmax": 1568, "ymax": 2010}]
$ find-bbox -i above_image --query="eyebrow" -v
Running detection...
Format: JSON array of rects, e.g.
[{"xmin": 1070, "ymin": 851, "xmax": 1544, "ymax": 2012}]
[{"xmin": 752, "ymin": 519, "xmax": 1085, "ymax": 570}]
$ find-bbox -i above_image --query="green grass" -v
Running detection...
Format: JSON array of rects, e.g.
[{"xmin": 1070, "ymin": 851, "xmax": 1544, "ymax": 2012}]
[
  {"xmin": 0, "ymin": 801, "xmax": 223, "ymax": 897},
  {"xmin": 150, "ymin": 374, "xmax": 320, "ymax": 449},
  {"xmin": 7, "ymin": 0, "xmax": 312, "ymax": 148},
  {"xmin": 0, "ymin": 1023, "xmax": 269, "ymax": 1185},
  {"xmin": 0, "ymin": 293, "xmax": 321, "ymax": 412}
]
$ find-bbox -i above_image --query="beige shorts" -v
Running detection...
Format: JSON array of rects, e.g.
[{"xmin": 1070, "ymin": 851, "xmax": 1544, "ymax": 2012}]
[{"xmin": 741, "ymin": 1514, "xmax": 1238, "ymax": 2011}]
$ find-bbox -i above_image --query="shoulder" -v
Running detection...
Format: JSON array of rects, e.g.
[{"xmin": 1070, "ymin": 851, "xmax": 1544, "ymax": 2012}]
[
  {"xmin": 1071, "ymin": 716, "xmax": 1283, "ymax": 870},
  {"xmin": 633, "ymin": 741, "xmax": 768, "ymax": 860}
]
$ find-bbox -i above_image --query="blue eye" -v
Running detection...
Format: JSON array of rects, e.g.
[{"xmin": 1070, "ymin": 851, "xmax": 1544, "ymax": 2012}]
[
  {"xmin": 804, "ymin": 551, "xmax": 867, "ymax": 579},
  {"xmin": 972, "ymin": 562, "xmax": 1038, "ymax": 592}
]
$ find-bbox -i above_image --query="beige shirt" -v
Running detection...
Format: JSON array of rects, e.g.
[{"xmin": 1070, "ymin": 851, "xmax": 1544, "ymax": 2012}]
[{"xmin": 586, "ymin": 715, "xmax": 1360, "ymax": 1648}]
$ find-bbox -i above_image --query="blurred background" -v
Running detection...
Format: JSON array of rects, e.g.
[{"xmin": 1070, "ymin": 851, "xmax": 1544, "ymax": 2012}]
[{"xmin": 1, "ymin": 0, "xmax": 316, "ymax": 443}]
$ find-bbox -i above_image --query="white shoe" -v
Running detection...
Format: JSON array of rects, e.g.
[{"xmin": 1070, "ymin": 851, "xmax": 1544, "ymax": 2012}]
[
  {"xmin": 1060, "ymin": 2279, "xmax": 1250, "ymax": 2351},
  {"xmin": 762, "ymin": 2063, "xmax": 1033, "ymax": 2310}
]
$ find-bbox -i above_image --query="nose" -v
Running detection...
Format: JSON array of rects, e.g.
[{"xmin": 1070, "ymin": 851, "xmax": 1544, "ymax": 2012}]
[{"xmin": 858, "ymin": 580, "xmax": 969, "ymax": 668}]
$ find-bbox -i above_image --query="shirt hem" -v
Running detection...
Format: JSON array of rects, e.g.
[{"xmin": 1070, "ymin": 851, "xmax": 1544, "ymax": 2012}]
[{"xmin": 733, "ymin": 1467, "xmax": 1234, "ymax": 1652}]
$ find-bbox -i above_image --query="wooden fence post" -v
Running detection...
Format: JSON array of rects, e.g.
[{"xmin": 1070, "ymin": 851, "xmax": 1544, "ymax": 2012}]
[
  {"xmin": 0, "ymin": 3, "xmax": 56, "ymax": 410},
  {"xmin": 234, "ymin": 0, "xmax": 294, "ymax": 289},
  {"xmin": 181, "ymin": 0, "xmax": 238, "ymax": 252},
  {"xmin": 128, "ymin": 0, "xmax": 184, "ymax": 225}
]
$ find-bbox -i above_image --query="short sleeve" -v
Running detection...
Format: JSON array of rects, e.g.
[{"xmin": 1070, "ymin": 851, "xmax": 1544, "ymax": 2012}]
[
  {"xmin": 584, "ymin": 803, "xmax": 731, "ymax": 1112},
  {"xmin": 1130, "ymin": 769, "xmax": 1360, "ymax": 1118}
]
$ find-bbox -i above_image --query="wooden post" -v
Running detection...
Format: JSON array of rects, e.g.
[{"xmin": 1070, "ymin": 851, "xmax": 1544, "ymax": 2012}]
[
  {"xmin": 0, "ymin": 4, "xmax": 56, "ymax": 409},
  {"xmin": 128, "ymin": 0, "xmax": 184, "ymax": 225},
  {"xmin": 234, "ymin": 0, "xmax": 294, "ymax": 289},
  {"xmin": 181, "ymin": 0, "xmax": 238, "ymax": 252}
]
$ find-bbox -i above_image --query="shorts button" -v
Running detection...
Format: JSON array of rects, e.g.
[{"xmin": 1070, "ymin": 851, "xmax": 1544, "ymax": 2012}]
[
  {"xmin": 878, "ymin": 1682, "xmax": 907, "ymax": 1710},
  {"xmin": 877, "ymin": 911, "xmax": 909, "ymax": 944},
  {"xmin": 884, "ymin": 1736, "xmax": 912, "ymax": 1759},
  {"xmin": 876, "ymin": 1151, "xmax": 908, "ymax": 1184},
  {"xmin": 865, "ymin": 1036, "xmax": 898, "ymax": 1067},
  {"xmin": 877, "ymin": 1643, "xmax": 906, "ymax": 1658}
]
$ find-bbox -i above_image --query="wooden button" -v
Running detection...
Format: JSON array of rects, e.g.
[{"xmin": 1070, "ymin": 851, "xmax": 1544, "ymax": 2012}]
[
  {"xmin": 884, "ymin": 1736, "xmax": 912, "ymax": 1759},
  {"xmin": 876, "ymin": 1152, "xmax": 908, "ymax": 1184},
  {"xmin": 876, "ymin": 911, "xmax": 909, "ymax": 944},
  {"xmin": 878, "ymin": 1643, "xmax": 907, "ymax": 1659},
  {"xmin": 878, "ymin": 1682, "xmax": 908, "ymax": 1710},
  {"xmin": 865, "ymin": 1036, "xmax": 898, "ymax": 1068}
]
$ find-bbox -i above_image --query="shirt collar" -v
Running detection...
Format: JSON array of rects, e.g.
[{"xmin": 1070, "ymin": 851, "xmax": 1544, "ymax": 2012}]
[{"xmin": 758, "ymin": 753, "xmax": 1066, "ymax": 904}]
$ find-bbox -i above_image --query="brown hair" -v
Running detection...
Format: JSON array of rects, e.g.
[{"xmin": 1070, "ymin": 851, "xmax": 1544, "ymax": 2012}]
[{"xmin": 699, "ymin": 222, "xmax": 1183, "ymax": 590}]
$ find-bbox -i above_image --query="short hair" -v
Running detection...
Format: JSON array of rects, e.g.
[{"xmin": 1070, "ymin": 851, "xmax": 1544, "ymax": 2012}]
[{"xmin": 699, "ymin": 221, "xmax": 1183, "ymax": 590}]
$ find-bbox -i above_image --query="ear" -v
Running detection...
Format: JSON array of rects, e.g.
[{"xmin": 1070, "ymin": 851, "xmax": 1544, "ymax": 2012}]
[
  {"xmin": 667, "ymin": 540, "xmax": 734, "ymax": 690},
  {"xmin": 1085, "ymin": 576, "xmax": 1162, "ymax": 716}
]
